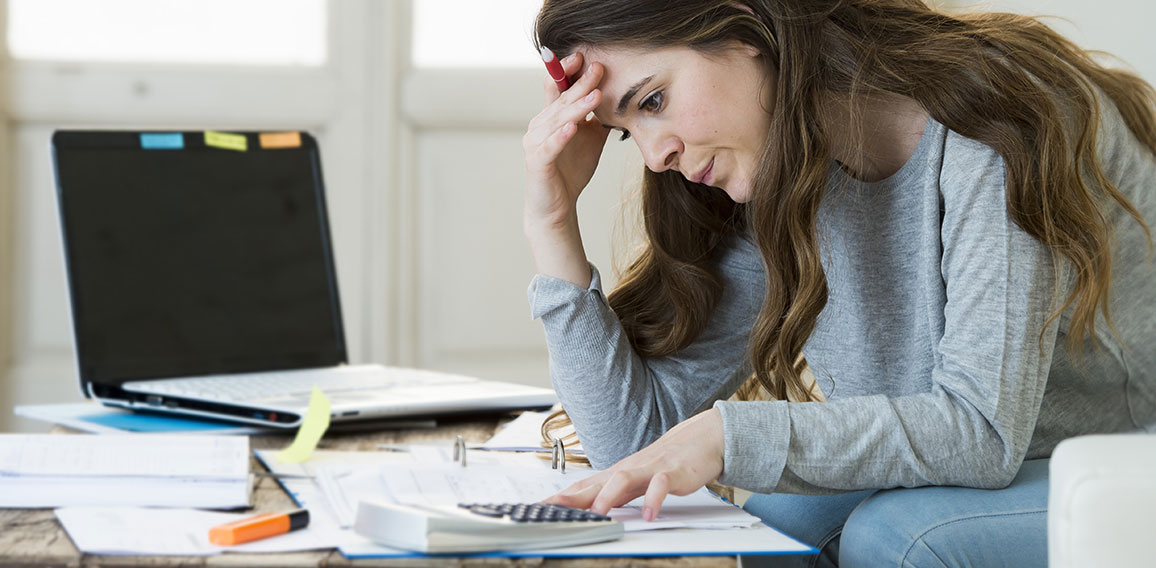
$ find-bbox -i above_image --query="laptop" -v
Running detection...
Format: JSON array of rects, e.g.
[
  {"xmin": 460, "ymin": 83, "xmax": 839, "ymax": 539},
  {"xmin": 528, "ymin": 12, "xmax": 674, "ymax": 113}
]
[{"xmin": 51, "ymin": 129, "xmax": 556, "ymax": 428}]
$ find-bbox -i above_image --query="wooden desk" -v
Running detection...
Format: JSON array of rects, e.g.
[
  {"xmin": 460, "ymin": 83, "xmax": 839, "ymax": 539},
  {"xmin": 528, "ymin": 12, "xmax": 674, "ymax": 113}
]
[{"xmin": 0, "ymin": 414, "xmax": 735, "ymax": 567}]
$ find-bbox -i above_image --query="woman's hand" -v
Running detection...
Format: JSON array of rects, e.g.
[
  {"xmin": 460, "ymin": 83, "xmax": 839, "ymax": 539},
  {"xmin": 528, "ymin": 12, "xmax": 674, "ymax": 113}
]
[
  {"xmin": 544, "ymin": 408, "xmax": 726, "ymax": 521},
  {"xmin": 523, "ymin": 52, "xmax": 610, "ymax": 229},
  {"xmin": 522, "ymin": 51, "xmax": 610, "ymax": 287}
]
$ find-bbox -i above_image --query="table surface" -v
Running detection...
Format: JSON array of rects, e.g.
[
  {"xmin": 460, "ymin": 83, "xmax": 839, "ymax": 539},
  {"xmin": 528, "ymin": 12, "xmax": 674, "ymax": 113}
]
[{"xmin": 0, "ymin": 413, "xmax": 736, "ymax": 567}]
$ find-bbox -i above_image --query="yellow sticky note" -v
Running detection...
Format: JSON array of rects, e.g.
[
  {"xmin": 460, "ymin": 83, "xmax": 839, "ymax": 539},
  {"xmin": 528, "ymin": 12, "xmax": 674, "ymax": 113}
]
[
  {"xmin": 259, "ymin": 131, "xmax": 302, "ymax": 149},
  {"xmin": 204, "ymin": 130, "xmax": 248, "ymax": 151},
  {"xmin": 275, "ymin": 386, "xmax": 331, "ymax": 464}
]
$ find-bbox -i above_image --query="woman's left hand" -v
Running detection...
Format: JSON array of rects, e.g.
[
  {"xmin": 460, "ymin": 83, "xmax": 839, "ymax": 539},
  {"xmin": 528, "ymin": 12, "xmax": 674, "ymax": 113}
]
[{"xmin": 544, "ymin": 408, "xmax": 725, "ymax": 521}]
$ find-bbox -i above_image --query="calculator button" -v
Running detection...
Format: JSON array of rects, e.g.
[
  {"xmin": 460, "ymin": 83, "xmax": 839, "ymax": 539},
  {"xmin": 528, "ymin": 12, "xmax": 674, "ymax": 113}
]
[
  {"xmin": 466, "ymin": 506, "xmax": 505, "ymax": 518},
  {"xmin": 457, "ymin": 502, "xmax": 612, "ymax": 523}
]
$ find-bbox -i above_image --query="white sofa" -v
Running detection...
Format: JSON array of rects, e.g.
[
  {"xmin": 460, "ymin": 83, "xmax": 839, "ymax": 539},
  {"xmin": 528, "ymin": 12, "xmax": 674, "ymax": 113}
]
[{"xmin": 1048, "ymin": 434, "xmax": 1156, "ymax": 567}]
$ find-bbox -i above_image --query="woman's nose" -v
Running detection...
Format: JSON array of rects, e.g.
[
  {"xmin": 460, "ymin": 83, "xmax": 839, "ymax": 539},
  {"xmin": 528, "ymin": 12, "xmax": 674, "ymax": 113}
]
[{"xmin": 637, "ymin": 133, "xmax": 682, "ymax": 174}]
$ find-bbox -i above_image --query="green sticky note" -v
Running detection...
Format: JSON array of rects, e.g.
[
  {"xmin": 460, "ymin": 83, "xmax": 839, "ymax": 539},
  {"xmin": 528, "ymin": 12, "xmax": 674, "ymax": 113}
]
[
  {"xmin": 275, "ymin": 386, "xmax": 331, "ymax": 464},
  {"xmin": 204, "ymin": 130, "xmax": 248, "ymax": 151}
]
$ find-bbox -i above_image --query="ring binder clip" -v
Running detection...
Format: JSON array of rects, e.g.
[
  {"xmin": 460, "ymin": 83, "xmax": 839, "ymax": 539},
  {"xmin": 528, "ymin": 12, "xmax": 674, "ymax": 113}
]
[
  {"xmin": 551, "ymin": 438, "xmax": 566, "ymax": 474},
  {"xmin": 453, "ymin": 436, "xmax": 467, "ymax": 468}
]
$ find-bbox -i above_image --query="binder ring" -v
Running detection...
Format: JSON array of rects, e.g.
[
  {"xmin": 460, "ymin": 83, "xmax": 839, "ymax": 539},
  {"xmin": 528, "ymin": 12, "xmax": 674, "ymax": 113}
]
[
  {"xmin": 453, "ymin": 435, "xmax": 467, "ymax": 467},
  {"xmin": 551, "ymin": 438, "xmax": 566, "ymax": 474}
]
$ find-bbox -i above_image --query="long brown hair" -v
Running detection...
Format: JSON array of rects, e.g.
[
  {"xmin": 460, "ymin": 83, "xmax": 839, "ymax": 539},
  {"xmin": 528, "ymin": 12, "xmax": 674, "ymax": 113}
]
[{"xmin": 534, "ymin": 0, "xmax": 1155, "ymax": 408}]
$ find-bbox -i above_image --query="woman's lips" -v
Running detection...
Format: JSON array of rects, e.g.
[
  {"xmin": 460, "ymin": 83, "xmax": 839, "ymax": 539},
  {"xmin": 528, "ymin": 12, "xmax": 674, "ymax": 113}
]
[
  {"xmin": 689, "ymin": 158, "xmax": 715, "ymax": 185},
  {"xmin": 702, "ymin": 158, "xmax": 715, "ymax": 186}
]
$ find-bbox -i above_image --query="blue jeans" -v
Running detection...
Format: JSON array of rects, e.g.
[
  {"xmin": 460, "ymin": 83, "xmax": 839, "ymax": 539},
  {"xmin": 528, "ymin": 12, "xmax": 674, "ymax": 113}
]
[{"xmin": 741, "ymin": 459, "xmax": 1049, "ymax": 567}]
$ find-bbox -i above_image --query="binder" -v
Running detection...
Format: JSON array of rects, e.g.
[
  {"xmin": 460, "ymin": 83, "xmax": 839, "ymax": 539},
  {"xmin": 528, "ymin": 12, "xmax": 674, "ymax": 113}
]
[{"xmin": 253, "ymin": 448, "xmax": 817, "ymax": 559}]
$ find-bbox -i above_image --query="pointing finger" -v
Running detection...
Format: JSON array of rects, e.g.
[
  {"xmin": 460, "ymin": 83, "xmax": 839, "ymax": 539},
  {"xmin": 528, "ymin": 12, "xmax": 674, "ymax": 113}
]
[{"xmin": 641, "ymin": 471, "xmax": 671, "ymax": 522}]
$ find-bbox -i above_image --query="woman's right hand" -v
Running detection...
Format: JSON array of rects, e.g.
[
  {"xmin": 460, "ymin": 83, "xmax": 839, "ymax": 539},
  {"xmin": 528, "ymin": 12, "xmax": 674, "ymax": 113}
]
[{"xmin": 522, "ymin": 52, "xmax": 610, "ymax": 231}]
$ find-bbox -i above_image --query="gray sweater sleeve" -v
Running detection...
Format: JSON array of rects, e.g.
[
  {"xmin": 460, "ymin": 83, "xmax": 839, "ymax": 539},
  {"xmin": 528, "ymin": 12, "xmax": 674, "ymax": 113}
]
[
  {"xmin": 528, "ymin": 240, "xmax": 765, "ymax": 469},
  {"xmin": 716, "ymin": 131, "xmax": 1063, "ymax": 494}
]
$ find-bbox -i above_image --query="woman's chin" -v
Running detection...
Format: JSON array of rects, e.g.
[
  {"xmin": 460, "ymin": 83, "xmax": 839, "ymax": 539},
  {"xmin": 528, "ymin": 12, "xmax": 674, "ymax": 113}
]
[{"xmin": 721, "ymin": 183, "xmax": 753, "ymax": 204}]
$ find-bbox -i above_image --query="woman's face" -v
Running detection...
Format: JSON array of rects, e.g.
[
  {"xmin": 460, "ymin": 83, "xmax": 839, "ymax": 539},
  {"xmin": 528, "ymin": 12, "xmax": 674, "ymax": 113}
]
[{"xmin": 584, "ymin": 44, "xmax": 773, "ymax": 203}]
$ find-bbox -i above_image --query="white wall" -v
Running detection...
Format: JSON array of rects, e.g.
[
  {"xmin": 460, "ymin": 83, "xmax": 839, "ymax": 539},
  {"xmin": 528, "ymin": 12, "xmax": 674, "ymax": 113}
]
[
  {"xmin": 952, "ymin": 0, "xmax": 1155, "ymax": 84},
  {"xmin": 0, "ymin": 1, "xmax": 404, "ymax": 431}
]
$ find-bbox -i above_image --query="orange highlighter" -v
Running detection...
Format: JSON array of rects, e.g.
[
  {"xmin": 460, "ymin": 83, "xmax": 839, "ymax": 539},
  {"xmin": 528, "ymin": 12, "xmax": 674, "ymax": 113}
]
[{"xmin": 209, "ymin": 508, "xmax": 310, "ymax": 546}]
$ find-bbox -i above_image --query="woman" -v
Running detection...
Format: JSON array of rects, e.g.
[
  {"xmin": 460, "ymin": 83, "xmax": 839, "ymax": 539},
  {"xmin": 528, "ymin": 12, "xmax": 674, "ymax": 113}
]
[{"xmin": 521, "ymin": 0, "xmax": 1156, "ymax": 565}]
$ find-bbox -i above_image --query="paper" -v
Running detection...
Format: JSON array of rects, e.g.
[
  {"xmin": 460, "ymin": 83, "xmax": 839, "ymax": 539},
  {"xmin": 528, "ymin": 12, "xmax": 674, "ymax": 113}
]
[
  {"xmin": 340, "ymin": 524, "xmax": 813, "ymax": 559},
  {"xmin": 56, "ymin": 507, "xmax": 335, "ymax": 555},
  {"xmin": 255, "ymin": 449, "xmax": 412, "ymax": 552},
  {"xmin": 301, "ymin": 442, "xmax": 756, "ymax": 534},
  {"xmin": 312, "ymin": 444, "xmax": 545, "ymax": 527},
  {"xmin": 0, "ymin": 434, "xmax": 247, "ymax": 478},
  {"xmin": 259, "ymin": 131, "xmax": 302, "ymax": 148},
  {"xmin": 382, "ymin": 463, "xmax": 576, "ymax": 507},
  {"xmin": 0, "ymin": 435, "xmax": 250, "ymax": 509},
  {"xmin": 483, "ymin": 410, "xmax": 574, "ymax": 449},
  {"xmin": 204, "ymin": 130, "xmax": 248, "ymax": 151},
  {"xmin": 275, "ymin": 386, "xmax": 331, "ymax": 463},
  {"xmin": 379, "ymin": 463, "xmax": 758, "ymax": 533},
  {"xmin": 253, "ymin": 449, "xmax": 814, "ymax": 559},
  {"xmin": 478, "ymin": 410, "xmax": 585, "ymax": 455}
]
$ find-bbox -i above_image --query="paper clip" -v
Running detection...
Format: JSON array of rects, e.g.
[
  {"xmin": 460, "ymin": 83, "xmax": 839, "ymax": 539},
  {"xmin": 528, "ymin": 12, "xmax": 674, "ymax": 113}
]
[
  {"xmin": 452, "ymin": 435, "xmax": 467, "ymax": 467},
  {"xmin": 551, "ymin": 438, "xmax": 566, "ymax": 474}
]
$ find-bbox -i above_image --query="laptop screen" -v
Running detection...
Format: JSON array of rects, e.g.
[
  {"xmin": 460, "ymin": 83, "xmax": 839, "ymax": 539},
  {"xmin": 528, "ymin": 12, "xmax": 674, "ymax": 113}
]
[{"xmin": 53, "ymin": 131, "xmax": 346, "ymax": 387}]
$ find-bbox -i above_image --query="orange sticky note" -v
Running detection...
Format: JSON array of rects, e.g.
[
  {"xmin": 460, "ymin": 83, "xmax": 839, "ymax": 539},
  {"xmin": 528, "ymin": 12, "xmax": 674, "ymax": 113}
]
[{"xmin": 259, "ymin": 131, "xmax": 302, "ymax": 149}]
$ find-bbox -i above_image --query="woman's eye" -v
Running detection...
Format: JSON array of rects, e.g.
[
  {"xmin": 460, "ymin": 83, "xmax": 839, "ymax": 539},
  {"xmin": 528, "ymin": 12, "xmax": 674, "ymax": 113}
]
[
  {"xmin": 618, "ymin": 129, "xmax": 632, "ymax": 141},
  {"xmin": 640, "ymin": 91, "xmax": 664, "ymax": 113}
]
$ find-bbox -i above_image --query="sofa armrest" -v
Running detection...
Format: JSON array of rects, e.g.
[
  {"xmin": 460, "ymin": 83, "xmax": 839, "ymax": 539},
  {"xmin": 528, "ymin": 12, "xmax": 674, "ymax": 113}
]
[{"xmin": 1048, "ymin": 434, "xmax": 1156, "ymax": 568}]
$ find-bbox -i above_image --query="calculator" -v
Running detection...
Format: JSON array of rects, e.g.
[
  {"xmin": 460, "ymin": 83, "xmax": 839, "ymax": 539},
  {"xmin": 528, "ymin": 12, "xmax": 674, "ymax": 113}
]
[{"xmin": 353, "ymin": 500, "xmax": 625, "ymax": 554}]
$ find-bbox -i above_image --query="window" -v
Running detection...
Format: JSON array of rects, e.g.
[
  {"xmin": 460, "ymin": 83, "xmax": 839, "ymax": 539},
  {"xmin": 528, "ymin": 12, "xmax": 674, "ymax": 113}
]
[
  {"xmin": 6, "ymin": 0, "xmax": 326, "ymax": 66},
  {"xmin": 411, "ymin": 0, "xmax": 543, "ymax": 68}
]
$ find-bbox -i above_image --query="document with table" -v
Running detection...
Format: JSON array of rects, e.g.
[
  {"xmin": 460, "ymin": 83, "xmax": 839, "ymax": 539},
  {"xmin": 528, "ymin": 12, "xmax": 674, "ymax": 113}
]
[{"xmin": 10, "ymin": 414, "xmax": 815, "ymax": 559}]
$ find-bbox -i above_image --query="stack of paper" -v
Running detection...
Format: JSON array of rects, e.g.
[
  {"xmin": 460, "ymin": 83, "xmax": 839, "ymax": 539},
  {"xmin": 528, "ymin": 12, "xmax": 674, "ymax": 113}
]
[{"xmin": 0, "ymin": 434, "xmax": 252, "ymax": 509}]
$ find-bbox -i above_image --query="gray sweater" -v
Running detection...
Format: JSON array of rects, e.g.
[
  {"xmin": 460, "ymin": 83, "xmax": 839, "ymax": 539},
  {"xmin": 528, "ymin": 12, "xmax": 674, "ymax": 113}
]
[{"xmin": 528, "ymin": 102, "xmax": 1156, "ymax": 495}]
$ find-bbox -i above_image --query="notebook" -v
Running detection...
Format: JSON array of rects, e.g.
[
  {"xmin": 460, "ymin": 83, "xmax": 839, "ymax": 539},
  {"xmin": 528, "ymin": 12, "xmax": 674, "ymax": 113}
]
[
  {"xmin": 51, "ymin": 130, "xmax": 556, "ymax": 428},
  {"xmin": 0, "ymin": 434, "xmax": 252, "ymax": 509}
]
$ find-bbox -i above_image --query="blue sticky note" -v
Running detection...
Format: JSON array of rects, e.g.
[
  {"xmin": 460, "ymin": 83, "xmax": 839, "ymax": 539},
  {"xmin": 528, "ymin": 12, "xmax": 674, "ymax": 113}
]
[
  {"xmin": 140, "ymin": 132, "xmax": 184, "ymax": 150},
  {"xmin": 79, "ymin": 412, "xmax": 240, "ymax": 432}
]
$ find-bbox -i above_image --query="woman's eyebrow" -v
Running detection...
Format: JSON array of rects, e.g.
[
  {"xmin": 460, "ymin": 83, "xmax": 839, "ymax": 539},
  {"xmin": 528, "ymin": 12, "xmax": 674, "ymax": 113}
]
[{"xmin": 616, "ymin": 75, "xmax": 656, "ymax": 116}]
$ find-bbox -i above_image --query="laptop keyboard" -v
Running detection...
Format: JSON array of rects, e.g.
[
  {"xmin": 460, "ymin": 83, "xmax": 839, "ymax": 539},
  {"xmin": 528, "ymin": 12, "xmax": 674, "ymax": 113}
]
[{"xmin": 126, "ymin": 366, "xmax": 475, "ymax": 402}]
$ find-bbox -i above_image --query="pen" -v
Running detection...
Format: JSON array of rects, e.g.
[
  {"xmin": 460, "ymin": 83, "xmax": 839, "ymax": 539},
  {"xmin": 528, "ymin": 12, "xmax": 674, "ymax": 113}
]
[
  {"xmin": 540, "ymin": 46, "xmax": 571, "ymax": 92},
  {"xmin": 375, "ymin": 443, "xmax": 586, "ymax": 455},
  {"xmin": 209, "ymin": 508, "xmax": 309, "ymax": 546},
  {"xmin": 252, "ymin": 471, "xmax": 314, "ymax": 479}
]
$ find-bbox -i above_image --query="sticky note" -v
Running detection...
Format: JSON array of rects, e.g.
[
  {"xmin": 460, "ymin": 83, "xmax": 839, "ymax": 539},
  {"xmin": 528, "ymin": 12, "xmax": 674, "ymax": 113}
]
[
  {"xmin": 204, "ymin": 130, "xmax": 248, "ymax": 152},
  {"xmin": 274, "ymin": 386, "xmax": 331, "ymax": 464},
  {"xmin": 140, "ymin": 132, "xmax": 184, "ymax": 150},
  {"xmin": 259, "ymin": 131, "xmax": 302, "ymax": 149}
]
